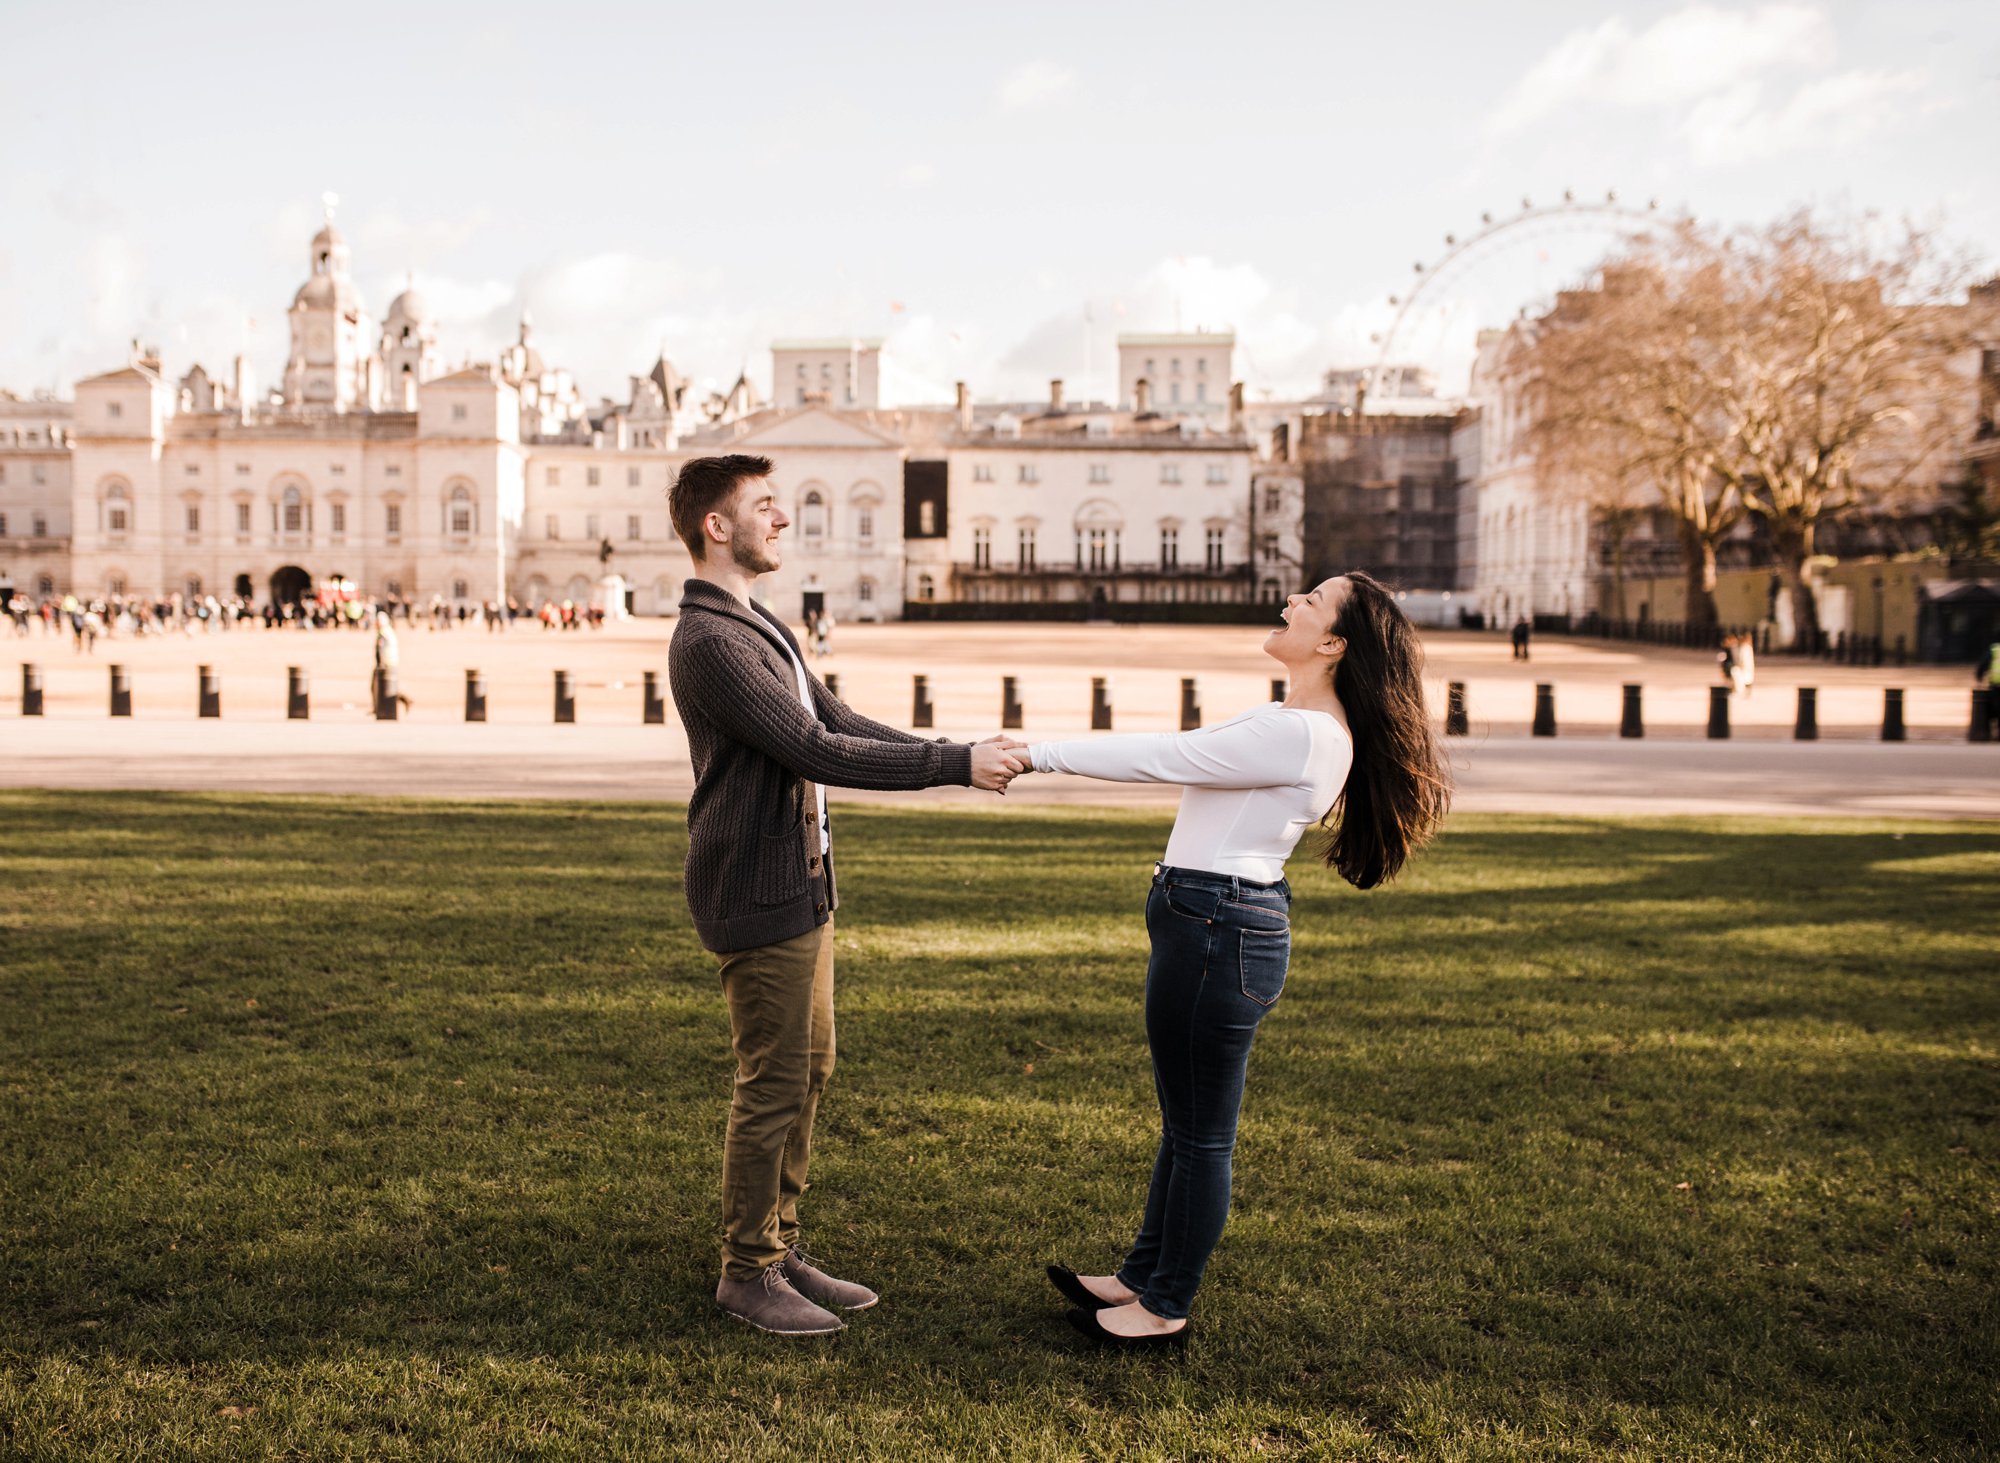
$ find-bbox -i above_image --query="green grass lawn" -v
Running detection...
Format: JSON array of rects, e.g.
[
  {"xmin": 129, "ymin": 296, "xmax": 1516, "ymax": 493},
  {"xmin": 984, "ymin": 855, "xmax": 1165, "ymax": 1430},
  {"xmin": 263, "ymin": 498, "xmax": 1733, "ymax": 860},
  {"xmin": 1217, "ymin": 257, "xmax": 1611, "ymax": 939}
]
[{"xmin": 1, "ymin": 792, "xmax": 1995, "ymax": 1461}]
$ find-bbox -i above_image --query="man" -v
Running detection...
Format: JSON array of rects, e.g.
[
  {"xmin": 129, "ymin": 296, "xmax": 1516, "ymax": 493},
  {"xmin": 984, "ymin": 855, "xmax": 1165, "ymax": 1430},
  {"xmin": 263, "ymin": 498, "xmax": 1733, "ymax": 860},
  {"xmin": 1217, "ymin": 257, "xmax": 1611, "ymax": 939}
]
[
  {"xmin": 1978, "ymin": 639, "xmax": 2000, "ymax": 741},
  {"xmin": 666, "ymin": 453, "xmax": 1021, "ymax": 1337}
]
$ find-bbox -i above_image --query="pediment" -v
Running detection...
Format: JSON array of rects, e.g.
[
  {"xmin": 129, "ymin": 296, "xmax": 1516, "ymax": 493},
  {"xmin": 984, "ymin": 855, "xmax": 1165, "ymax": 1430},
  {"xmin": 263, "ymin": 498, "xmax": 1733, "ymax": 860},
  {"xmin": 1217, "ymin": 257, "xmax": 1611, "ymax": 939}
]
[{"xmin": 733, "ymin": 407, "xmax": 902, "ymax": 451}]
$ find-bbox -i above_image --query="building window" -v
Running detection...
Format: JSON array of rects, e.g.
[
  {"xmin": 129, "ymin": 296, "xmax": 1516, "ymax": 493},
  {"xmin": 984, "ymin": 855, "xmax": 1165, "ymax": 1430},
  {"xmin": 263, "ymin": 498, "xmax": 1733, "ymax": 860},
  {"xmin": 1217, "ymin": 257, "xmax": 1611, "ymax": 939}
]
[
  {"xmin": 802, "ymin": 490, "xmax": 825, "ymax": 540},
  {"xmin": 547, "ymin": 466, "xmax": 560, "ymax": 486},
  {"xmin": 858, "ymin": 578, "xmax": 875, "ymax": 603},
  {"xmin": 973, "ymin": 526, "xmax": 991, "ymax": 569},
  {"xmin": 1018, "ymin": 526, "xmax": 1036, "ymax": 570},
  {"xmin": 281, "ymin": 486, "xmax": 304, "ymax": 533},
  {"xmin": 1207, "ymin": 463, "xmax": 1229, "ymax": 485},
  {"xmin": 856, "ymin": 507, "xmax": 874, "ymax": 543},
  {"xmin": 185, "ymin": 505, "xmax": 200, "ymax": 533},
  {"xmin": 331, "ymin": 502, "xmax": 346, "ymax": 534},
  {"xmin": 587, "ymin": 466, "xmax": 600, "ymax": 487},
  {"xmin": 627, "ymin": 514, "xmax": 641, "ymax": 541},
  {"xmin": 1161, "ymin": 526, "xmax": 1179, "ymax": 568},
  {"xmin": 0, "ymin": 511, "xmax": 7, "ymax": 536},
  {"xmin": 1161, "ymin": 463, "xmax": 1181, "ymax": 484},
  {"xmin": 185, "ymin": 576, "xmax": 202, "ymax": 599},
  {"xmin": 1260, "ymin": 532, "xmax": 1280, "ymax": 563},
  {"xmin": 972, "ymin": 464, "xmax": 994, "ymax": 483},
  {"xmin": 1171, "ymin": 358, "xmax": 1182, "ymax": 376},
  {"xmin": 329, "ymin": 462, "xmax": 345, "ymax": 476},
  {"xmin": 1086, "ymin": 528, "xmax": 1109, "ymax": 572},
  {"xmin": 236, "ymin": 463, "xmax": 251, "ymax": 475},
  {"xmin": 917, "ymin": 573, "xmax": 935, "ymax": 602},
  {"xmin": 1195, "ymin": 382, "xmax": 1207, "ymax": 404},
  {"xmin": 1205, "ymin": 527, "xmax": 1225, "ymax": 571},
  {"xmin": 107, "ymin": 401, "xmax": 123, "ymax": 419},
  {"xmin": 1260, "ymin": 579, "xmax": 1281, "ymax": 603},
  {"xmin": 36, "ymin": 574, "xmax": 52, "ymax": 596},
  {"xmin": 385, "ymin": 503, "xmax": 402, "ymax": 537},
  {"xmin": 32, "ymin": 513, "xmax": 47, "ymax": 537},
  {"xmin": 235, "ymin": 503, "xmax": 251, "ymax": 534},
  {"xmin": 108, "ymin": 574, "xmax": 126, "ymax": 595},
  {"xmin": 108, "ymin": 501, "xmax": 130, "ymax": 535},
  {"xmin": 1088, "ymin": 464, "xmax": 1109, "ymax": 484},
  {"xmin": 627, "ymin": 467, "xmax": 641, "ymax": 487},
  {"xmin": 452, "ymin": 578, "xmax": 469, "ymax": 600},
  {"xmin": 585, "ymin": 513, "xmax": 599, "ymax": 541},
  {"xmin": 546, "ymin": 514, "xmax": 559, "ymax": 540},
  {"xmin": 449, "ymin": 494, "xmax": 472, "ymax": 536},
  {"xmin": 451, "ymin": 403, "xmax": 468, "ymax": 421},
  {"xmin": 1196, "ymin": 358, "xmax": 1208, "ymax": 376},
  {"xmin": 1170, "ymin": 382, "xmax": 1181, "ymax": 404},
  {"xmin": 385, "ymin": 464, "xmax": 401, "ymax": 477},
  {"xmin": 184, "ymin": 463, "xmax": 199, "ymax": 476},
  {"xmin": 1018, "ymin": 464, "xmax": 1039, "ymax": 484},
  {"xmin": 1263, "ymin": 485, "xmax": 1282, "ymax": 512},
  {"xmin": 918, "ymin": 501, "xmax": 936, "ymax": 536},
  {"xmin": 32, "ymin": 465, "xmax": 46, "ymax": 485}
]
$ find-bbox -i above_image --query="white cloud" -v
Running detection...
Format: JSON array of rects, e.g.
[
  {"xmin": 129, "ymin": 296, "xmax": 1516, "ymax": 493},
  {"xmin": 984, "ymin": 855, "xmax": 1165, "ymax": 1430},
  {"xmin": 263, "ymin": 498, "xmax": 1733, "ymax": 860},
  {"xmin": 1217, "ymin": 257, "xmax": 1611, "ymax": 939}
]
[
  {"xmin": 1489, "ymin": 3, "xmax": 1833, "ymax": 134},
  {"xmin": 1681, "ymin": 67, "xmax": 1926, "ymax": 163},
  {"xmin": 996, "ymin": 59, "xmax": 1075, "ymax": 110}
]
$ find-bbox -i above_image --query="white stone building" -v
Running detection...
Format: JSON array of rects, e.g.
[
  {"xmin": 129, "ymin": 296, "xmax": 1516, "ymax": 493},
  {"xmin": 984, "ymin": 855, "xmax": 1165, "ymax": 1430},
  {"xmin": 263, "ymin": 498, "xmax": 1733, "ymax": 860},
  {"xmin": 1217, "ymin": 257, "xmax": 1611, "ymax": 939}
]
[
  {"xmin": 772, "ymin": 340, "xmax": 882, "ymax": 409},
  {"xmin": 1116, "ymin": 332, "xmax": 1235, "ymax": 419}
]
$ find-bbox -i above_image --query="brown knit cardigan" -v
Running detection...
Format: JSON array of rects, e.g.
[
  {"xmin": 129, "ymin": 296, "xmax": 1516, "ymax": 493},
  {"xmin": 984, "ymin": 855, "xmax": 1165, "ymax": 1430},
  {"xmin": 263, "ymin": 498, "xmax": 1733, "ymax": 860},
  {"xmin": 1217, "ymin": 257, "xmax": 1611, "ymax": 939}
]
[{"xmin": 668, "ymin": 577, "xmax": 972, "ymax": 952}]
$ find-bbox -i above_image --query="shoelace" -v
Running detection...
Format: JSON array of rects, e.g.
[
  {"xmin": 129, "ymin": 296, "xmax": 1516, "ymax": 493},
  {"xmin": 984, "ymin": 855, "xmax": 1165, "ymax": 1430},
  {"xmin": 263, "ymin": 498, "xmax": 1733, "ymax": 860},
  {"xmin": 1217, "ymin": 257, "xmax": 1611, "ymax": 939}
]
[{"xmin": 787, "ymin": 1245, "xmax": 821, "ymax": 1273}]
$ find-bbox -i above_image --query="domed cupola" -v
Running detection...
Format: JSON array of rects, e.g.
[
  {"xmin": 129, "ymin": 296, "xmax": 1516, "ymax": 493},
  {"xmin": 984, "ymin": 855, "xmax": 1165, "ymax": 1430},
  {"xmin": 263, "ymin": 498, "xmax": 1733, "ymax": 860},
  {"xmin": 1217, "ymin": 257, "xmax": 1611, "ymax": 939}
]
[
  {"xmin": 378, "ymin": 276, "xmax": 440, "ymax": 407},
  {"xmin": 282, "ymin": 202, "xmax": 368, "ymax": 412}
]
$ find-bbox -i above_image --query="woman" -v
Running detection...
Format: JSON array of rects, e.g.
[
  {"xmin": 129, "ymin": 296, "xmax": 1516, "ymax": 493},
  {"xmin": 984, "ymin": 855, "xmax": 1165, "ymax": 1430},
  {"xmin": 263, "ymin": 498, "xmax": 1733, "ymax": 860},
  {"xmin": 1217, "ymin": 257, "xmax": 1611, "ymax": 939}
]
[{"xmin": 1021, "ymin": 572, "xmax": 1450, "ymax": 1348}]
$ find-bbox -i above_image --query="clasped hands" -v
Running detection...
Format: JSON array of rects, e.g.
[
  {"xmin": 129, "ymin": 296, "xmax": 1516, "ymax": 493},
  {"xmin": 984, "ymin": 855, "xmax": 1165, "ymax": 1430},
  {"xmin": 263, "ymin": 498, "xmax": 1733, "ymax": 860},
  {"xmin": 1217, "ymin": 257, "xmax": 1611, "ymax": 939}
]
[{"xmin": 970, "ymin": 734, "xmax": 1032, "ymax": 794}]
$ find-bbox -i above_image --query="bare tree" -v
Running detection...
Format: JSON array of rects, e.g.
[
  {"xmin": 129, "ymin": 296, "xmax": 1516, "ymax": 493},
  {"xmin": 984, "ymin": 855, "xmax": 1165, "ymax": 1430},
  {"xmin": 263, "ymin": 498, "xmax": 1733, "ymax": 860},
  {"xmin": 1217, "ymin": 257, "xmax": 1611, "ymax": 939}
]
[
  {"xmin": 1515, "ymin": 213, "xmax": 1991, "ymax": 641},
  {"xmin": 1714, "ymin": 213, "xmax": 1988, "ymax": 642},
  {"xmin": 1514, "ymin": 229, "xmax": 1749, "ymax": 632}
]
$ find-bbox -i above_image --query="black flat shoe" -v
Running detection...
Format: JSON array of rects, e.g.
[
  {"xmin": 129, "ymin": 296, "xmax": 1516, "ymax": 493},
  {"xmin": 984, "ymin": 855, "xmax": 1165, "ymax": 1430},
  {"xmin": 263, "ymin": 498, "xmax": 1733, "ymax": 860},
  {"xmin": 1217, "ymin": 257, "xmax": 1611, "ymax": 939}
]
[
  {"xmin": 1065, "ymin": 1306, "xmax": 1190, "ymax": 1349},
  {"xmin": 1046, "ymin": 1264, "xmax": 1116, "ymax": 1311}
]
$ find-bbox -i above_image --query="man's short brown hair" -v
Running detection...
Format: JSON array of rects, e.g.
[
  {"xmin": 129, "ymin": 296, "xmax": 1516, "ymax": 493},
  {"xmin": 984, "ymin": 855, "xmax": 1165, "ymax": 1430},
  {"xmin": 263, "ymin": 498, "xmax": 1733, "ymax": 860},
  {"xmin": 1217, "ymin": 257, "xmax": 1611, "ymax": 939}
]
[{"xmin": 669, "ymin": 455, "xmax": 774, "ymax": 561}]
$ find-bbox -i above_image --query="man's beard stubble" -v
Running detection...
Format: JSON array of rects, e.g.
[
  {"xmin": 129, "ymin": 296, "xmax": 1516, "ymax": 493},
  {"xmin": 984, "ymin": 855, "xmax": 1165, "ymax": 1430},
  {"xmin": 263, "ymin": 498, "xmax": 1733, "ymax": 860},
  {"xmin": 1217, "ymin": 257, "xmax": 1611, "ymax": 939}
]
[{"xmin": 730, "ymin": 531, "xmax": 780, "ymax": 577}]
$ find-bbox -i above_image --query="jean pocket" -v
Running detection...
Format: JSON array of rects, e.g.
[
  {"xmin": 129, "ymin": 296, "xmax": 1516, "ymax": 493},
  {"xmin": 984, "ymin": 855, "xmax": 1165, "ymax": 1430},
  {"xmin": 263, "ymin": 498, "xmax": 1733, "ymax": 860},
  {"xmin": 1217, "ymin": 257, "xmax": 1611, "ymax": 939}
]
[
  {"xmin": 1161, "ymin": 884, "xmax": 1221, "ymax": 924},
  {"xmin": 1238, "ymin": 925, "xmax": 1291, "ymax": 1006}
]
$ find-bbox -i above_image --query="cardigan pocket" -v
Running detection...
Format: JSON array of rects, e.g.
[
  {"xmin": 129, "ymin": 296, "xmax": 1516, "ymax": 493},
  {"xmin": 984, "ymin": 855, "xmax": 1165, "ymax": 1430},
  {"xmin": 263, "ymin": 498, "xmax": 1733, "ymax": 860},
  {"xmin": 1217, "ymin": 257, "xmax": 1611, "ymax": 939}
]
[{"xmin": 753, "ymin": 827, "xmax": 811, "ymax": 907}]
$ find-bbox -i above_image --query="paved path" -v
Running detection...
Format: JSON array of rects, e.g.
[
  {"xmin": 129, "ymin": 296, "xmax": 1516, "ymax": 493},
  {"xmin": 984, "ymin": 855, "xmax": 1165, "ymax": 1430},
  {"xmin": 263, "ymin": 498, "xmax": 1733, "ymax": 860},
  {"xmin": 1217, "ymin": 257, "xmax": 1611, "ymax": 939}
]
[{"xmin": 3, "ymin": 718, "xmax": 1991, "ymax": 820}]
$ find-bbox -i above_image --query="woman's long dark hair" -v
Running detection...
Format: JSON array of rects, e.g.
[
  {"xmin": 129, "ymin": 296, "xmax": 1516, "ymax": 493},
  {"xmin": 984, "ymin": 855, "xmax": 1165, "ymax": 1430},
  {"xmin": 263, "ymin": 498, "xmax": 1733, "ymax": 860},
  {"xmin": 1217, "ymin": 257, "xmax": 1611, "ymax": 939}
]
[{"xmin": 1320, "ymin": 572, "xmax": 1451, "ymax": 889}]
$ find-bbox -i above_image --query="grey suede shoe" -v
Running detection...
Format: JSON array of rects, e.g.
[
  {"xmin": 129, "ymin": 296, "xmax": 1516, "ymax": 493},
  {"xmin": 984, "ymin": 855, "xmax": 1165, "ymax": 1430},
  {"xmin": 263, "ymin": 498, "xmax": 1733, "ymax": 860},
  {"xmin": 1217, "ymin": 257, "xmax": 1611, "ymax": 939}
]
[
  {"xmin": 781, "ymin": 1245, "xmax": 880, "ymax": 1311},
  {"xmin": 715, "ymin": 1266, "xmax": 846, "ymax": 1336}
]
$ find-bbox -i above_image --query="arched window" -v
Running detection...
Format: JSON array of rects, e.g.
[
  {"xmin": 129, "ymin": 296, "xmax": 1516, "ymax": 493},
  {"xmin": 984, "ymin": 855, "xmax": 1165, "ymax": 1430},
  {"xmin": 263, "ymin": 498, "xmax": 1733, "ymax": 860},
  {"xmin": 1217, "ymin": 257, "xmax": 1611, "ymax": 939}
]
[
  {"xmin": 857, "ymin": 578, "xmax": 875, "ymax": 603},
  {"xmin": 917, "ymin": 573, "xmax": 936, "ymax": 603},
  {"xmin": 103, "ymin": 482, "xmax": 131, "ymax": 536},
  {"xmin": 801, "ymin": 489, "xmax": 826, "ymax": 540},
  {"xmin": 282, "ymin": 485, "xmax": 303, "ymax": 534},
  {"xmin": 448, "ymin": 483, "xmax": 474, "ymax": 537}
]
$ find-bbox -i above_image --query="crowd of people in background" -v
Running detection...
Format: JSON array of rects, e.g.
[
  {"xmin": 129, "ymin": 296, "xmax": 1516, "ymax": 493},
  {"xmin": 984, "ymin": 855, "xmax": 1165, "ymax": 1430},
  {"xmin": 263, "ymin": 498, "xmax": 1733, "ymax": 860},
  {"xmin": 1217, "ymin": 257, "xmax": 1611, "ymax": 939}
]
[{"xmin": 0, "ymin": 586, "xmax": 612, "ymax": 649}]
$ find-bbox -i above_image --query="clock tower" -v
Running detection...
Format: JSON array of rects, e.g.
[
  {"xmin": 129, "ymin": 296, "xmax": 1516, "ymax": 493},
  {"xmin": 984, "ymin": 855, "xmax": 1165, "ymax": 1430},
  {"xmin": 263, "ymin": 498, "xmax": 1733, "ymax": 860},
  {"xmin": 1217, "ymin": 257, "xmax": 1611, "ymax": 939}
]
[{"xmin": 281, "ymin": 210, "xmax": 367, "ymax": 412}]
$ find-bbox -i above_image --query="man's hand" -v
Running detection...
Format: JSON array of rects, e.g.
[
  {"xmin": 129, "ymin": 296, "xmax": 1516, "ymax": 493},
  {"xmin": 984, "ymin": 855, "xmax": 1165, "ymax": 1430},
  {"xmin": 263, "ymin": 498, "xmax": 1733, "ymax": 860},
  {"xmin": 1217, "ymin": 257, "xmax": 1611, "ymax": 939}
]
[{"xmin": 970, "ymin": 737, "xmax": 1031, "ymax": 793}]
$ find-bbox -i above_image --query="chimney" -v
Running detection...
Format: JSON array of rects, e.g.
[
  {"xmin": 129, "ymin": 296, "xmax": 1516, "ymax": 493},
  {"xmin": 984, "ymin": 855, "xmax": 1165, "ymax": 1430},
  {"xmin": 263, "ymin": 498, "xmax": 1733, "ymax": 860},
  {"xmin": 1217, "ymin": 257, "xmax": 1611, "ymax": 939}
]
[
  {"xmin": 1228, "ymin": 381, "xmax": 1244, "ymax": 433},
  {"xmin": 233, "ymin": 354, "xmax": 254, "ymax": 422},
  {"xmin": 955, "ymin": 381, "xmax": 971, "ymax": 431},
  {"xmin": 1049, "ymin": 378, "xmax": 1065, "ymax": 413},
  {"xmin": 1134, "ymin": 377, "xmax": 1151, "ymax": 415}
]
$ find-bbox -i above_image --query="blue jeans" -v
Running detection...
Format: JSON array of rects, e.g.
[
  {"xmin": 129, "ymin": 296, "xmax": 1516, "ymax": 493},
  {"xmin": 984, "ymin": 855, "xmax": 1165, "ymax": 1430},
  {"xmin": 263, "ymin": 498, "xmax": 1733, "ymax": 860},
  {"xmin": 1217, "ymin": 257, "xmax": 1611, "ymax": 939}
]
[{"xmin": 1115, "ymin": 863, "xmax": 1292, "ymax": 1320}]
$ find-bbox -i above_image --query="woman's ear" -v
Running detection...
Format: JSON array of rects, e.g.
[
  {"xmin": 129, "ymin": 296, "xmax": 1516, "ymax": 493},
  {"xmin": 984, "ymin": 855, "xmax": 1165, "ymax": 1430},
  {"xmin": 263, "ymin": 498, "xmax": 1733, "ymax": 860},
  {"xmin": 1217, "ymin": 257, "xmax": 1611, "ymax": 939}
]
[{"xmin": 1320, "ymin": 635, "xmax": 1347, "ymax": 663}]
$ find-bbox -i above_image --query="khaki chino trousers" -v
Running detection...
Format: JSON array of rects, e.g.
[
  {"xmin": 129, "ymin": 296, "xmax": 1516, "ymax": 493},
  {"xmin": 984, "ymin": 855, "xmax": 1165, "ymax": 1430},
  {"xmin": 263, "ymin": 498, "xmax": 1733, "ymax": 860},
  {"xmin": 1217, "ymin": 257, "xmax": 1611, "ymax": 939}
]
[{"xmin": 715, "ymin": 918, "xmax": 836, "ymax": 1280}]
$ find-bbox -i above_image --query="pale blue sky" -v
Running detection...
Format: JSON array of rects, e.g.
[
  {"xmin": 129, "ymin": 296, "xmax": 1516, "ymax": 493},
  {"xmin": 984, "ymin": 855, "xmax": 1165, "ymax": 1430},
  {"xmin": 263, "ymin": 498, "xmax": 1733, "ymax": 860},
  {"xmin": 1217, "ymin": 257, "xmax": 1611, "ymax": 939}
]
[{"xmin": 1, "ymin": 0, "xmax": 1993, "ymax": 406}]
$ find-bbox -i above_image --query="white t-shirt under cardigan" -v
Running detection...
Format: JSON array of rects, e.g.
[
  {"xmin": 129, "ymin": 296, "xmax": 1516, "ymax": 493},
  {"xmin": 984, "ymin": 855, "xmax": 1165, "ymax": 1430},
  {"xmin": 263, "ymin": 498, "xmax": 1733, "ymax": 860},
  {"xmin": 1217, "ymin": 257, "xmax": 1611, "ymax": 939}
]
[{"xmin": 1029, "ymin": 703, "xmax": 1353, "ymax": 884}]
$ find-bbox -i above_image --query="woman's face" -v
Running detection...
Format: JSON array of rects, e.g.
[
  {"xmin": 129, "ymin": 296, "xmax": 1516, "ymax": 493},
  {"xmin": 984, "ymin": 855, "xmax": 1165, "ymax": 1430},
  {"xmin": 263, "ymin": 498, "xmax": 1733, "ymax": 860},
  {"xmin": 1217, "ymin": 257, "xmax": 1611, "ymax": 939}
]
[{"xmin": 1265, "ymin": 575, "xmax": 1352, "ymax": 668}]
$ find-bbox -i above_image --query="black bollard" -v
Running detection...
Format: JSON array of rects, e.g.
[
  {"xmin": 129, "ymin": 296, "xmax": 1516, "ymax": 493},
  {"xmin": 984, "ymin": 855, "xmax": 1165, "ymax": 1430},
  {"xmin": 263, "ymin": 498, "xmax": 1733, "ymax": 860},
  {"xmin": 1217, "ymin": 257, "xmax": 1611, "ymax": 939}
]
[
  {"xmin": 110, "ymin": 665, "xmax": 132, "ymax": 717},
  {"xmin": 824, "ymin": 672, "xmax": 839, "ymax": 698},
  {"xmin": 287, "ymin": 666, "xmax": 309, "ymax": 720},
  {"xmin": 465, "ymin": 669, "xmax": 487, "ymax": 723},
  {"xmin": 1180, "ymin": 677, "xmax": 1201, "ymax": 732},
  {"xmin": 1972, "ymin": 688, "xmax": 1993, "ymax": 744},
  {"xmin": 1091, "ymin": 676, "xmax": 1113, "ymax": 731},
  {"xmin": 1619, "ymin": 683, "xmax": 1644, "ymax": 739},
  {"xmin": 1532, "ymin": 683, "xmax": 1556, "ymax": 738},
  {"xmin": 198, "ymin": 665, "xmax": 220, "ymax": 719},
  {"xmin": 1796, "ymin": 687, "xmax": 1819, "ymax": 741},
  {"xmin": 375, "ymin": 669, "xmax": 400, "ymax": 721},
  {"xmin": 1444, "ymin": 681, "xmax": 1468, "ymax": 737},
  {"xmin": 1707, "ymin": 684, "xmax": 1731, "ymax": 740},
  {"xmin": 1270, "ymin": 678, "xmax": 1287, "ymax": 702},
  {"xmin": 554, "ymin": 669, "xmax": 575, "ymax": 724},
  {"xmin": 1881, "ymin": 687, "xmax": 1905, "ymax": 743},
  {"xmin": 1001, "ymin": 676, "xmax": 1022, "ymax": 731},
  {"xmin": 912, "ymin": 674, "xmax": 933, "ymax": 729},
  {"xmin": 642, "ymin": 669, "xmax": 665, "ymax": 725},
  {"xmin": 21, "ymin": 664, "xmax": 42, "ymax": 716}
]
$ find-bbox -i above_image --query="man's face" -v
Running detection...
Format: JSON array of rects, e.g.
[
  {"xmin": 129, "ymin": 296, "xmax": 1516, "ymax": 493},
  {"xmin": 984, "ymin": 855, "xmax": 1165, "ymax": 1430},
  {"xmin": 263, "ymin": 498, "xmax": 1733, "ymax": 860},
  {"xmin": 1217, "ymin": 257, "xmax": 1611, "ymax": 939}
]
[{"xmin": 711, "ymin": 476, "xmax": 789, "ymax": 575}]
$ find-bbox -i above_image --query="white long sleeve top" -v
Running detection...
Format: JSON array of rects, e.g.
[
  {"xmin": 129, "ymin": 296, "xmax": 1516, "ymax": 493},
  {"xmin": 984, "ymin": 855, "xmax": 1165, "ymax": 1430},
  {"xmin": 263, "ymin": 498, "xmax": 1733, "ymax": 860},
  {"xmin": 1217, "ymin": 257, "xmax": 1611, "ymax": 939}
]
[{"xmin": 1029, "ymin": 703, "xmax": 1352, "ymax": 883}]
